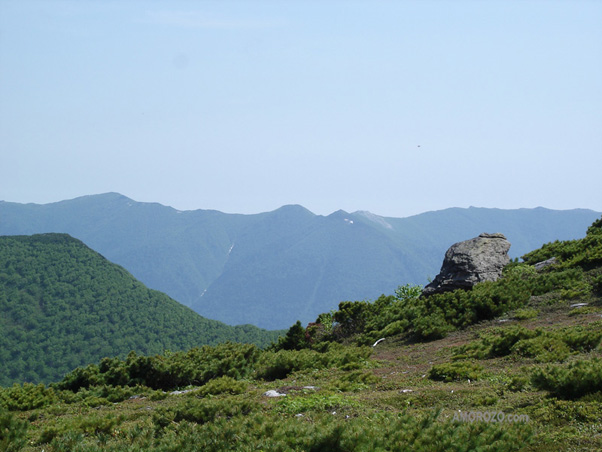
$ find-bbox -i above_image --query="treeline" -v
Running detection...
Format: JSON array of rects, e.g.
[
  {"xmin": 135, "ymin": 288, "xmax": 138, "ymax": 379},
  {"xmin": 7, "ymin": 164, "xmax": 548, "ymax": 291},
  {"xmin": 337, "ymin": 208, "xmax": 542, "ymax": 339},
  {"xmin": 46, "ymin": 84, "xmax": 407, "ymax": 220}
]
[{"xmin": 0, "ymin": 234, "xmax": 282, "ymax": 386}]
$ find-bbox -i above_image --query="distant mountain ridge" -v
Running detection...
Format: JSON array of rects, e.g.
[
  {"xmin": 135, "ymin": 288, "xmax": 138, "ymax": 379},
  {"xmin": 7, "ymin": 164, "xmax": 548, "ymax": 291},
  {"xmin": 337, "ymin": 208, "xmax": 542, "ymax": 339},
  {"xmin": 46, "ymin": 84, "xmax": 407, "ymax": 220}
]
[{"xmin": 1, "ymin": 193, "xmax": 599, "ymax": 329}]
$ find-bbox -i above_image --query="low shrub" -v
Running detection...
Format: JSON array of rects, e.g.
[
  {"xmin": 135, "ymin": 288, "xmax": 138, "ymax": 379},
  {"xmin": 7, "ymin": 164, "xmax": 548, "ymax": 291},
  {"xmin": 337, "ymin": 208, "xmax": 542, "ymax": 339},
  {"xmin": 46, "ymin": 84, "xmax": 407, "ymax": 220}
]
[
  {"xmin": 511, "ymin": 336, "xmax": 571, "ymax": 363},
  {"xmin": 0, "ymin": 409, "xmax": 28, "ymax": 452},
  {"xmin": 413, "ymin": 312, "xmax": 455, "ymax": 341},
  {"xmin": 55, "ymin": 342, "xmax": 261, "ymax": 391},
  {"xmin": 71, "ymin": 384, "xmax": 149, "ymax": 405},
  {"xmin": 82, "ymin": 396, "xmax": 111, "ymax": 408},
  {"xmin": 148, "ymin": 410, "xmax": 533, "ymax": 452},
  {"xmin": 455, "ymin": 323, "xmax": 602, "ymax": 363},
  {"xmin": 0, "ymin": 383, "xmax": 58, "ymax": 411},
  {"xmin": 332, "ymin": 370, "xmax": 381, "ymax": 392},
  {"xmin": 522, "ymin": 216, "xmax": 602, "ymax": 270},
  {"xmin": 255, "ymin": 345, "xmax": 372, "ymax": 381},
  {"xmin": 455, "ymin": 326, "xmax": 538, "ymax": 360},
  {"xmin": 561, "ymin": 322, "xmax": 602, "ymax": 351},
  {"xmin": 513, "ymin": 308, "xmax": 538, "ymax": 320},
  {"xmin": 37, "ymin": 413, "xmax": 124, "ymax": 446},
  {"xmin": 529, "ymin": 268, "xmax": 586, "ymax": 297},
  {"xmin": 593, "ymin": 274, "xmax": 602, "ymax": 295},
  {"xmin": 531, "ymin": 358, "xmax": 602, "ymax": 399},
  {"xmin": 76, "ymin": 413, "xmax": 123, "ymax": 436},
  {"xmin": 153, "ymin": 397, "xmax": 260, "ymax": 430},
  {"xmin": 428, "ymin": 361, "xmax": 484, "ymax": 382},
  {"xmin": 528, "ymin": 398, "xmax": 602, "ymax": 426},
  {"xmin": 46, "ymin": 430, "xmax": 86, "ymax": 452},
  {"xmin": 195, "ymin": 376, "xmax": 247, "ymax": 397},
  {"xmin": 507, "ymin": 374, "xmax": 530, "ymax": 392}
]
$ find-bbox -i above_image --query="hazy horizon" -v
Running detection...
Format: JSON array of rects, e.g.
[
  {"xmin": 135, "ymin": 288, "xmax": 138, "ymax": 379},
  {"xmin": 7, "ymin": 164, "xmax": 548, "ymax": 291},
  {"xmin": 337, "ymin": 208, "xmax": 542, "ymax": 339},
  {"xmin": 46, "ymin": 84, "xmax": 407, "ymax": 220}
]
[
  {"xmin": 1, "ymin": 1, "xmax": 601, "ymax": 218},
  {"xmin": 2, "ymin": 191, "xmax": 601, "ymax": 220}
]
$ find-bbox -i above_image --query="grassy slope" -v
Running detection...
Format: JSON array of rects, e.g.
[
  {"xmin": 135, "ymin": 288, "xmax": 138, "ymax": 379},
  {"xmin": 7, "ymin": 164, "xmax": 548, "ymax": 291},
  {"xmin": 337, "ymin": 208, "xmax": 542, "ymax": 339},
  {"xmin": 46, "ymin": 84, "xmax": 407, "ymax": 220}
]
[
  {"xmin": 4, "ymin": 285, "xmax": 600, "ymax": 451},
  {"xmin": 2, "ymin": 221, "xmax": 602, "ymax": 451}
]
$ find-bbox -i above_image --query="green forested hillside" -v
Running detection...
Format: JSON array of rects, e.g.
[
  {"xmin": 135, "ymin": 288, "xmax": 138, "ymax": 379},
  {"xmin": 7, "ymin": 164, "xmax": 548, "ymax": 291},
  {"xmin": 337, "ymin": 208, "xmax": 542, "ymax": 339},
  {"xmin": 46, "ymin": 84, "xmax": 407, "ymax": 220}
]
[{"xmin": 0, "ymin": 234, "xmax": 282, "ymax": 386}]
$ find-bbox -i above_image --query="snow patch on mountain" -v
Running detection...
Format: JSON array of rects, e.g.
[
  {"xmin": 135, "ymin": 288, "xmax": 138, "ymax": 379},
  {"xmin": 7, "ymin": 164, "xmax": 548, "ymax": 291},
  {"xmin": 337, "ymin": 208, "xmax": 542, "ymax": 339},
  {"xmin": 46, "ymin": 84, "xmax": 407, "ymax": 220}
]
[{"xmin": 354, "ymin": 211, "xmax": 393, "ymax": 229}]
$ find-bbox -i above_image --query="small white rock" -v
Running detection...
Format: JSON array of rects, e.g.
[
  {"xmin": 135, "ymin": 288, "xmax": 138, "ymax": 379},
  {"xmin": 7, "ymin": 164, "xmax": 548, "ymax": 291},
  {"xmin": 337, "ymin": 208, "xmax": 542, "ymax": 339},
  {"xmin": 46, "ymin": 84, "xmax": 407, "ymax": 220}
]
[
  {"xmin": 170, "ymin": 389, "xmax": 193, "ymax": 395},
  {"xmin": 263, "ymin": 390, "xmax": 286, "ymax": 398}
]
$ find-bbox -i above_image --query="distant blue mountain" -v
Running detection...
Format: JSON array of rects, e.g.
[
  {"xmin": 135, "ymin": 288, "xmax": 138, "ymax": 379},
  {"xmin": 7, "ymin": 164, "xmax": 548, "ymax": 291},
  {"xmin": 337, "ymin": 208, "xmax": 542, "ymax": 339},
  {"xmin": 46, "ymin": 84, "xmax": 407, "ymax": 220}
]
[{"xmin": 1, "ymin": 193, "xmax": 599, "ymax": 329}]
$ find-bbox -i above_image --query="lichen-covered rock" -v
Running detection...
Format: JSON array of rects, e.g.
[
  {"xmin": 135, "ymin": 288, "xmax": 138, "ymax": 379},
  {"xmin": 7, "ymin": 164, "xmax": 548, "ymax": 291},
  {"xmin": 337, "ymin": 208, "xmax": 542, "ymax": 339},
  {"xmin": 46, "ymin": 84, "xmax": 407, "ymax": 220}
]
[{"xmin": 422, "ymin": 233, "xmax": 511, "ymax": 296}]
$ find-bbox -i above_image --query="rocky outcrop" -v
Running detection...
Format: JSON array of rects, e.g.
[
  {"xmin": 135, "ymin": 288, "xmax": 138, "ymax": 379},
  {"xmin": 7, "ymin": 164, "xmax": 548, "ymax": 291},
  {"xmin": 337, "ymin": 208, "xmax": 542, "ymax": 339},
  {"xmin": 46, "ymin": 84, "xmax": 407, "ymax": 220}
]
[
  {"xmin": 422, "ymin": 233, "xmax": 511, "ymax": 296},
  {"xmin": 534, "ymin": 257, "xmax": 557, "ymax": 271}
]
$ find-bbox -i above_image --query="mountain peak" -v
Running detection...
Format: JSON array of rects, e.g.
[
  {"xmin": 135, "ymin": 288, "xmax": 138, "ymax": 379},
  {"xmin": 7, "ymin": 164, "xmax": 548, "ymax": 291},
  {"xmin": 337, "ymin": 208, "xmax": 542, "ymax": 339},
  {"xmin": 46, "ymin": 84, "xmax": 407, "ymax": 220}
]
[
  {"xmin": 353, "ymin": 211, "xmax": 394, "ymax": 229},
  {"xmin": 263, "ymin": 205, "xmax": 316, "ymax": 224},
  {"xmin": 327, "ymin": 209, "xmax": 349, "ymax": 217},
  {"xmin": 274, "ymin": 204, "xmax": 314, "ymax": 214}
]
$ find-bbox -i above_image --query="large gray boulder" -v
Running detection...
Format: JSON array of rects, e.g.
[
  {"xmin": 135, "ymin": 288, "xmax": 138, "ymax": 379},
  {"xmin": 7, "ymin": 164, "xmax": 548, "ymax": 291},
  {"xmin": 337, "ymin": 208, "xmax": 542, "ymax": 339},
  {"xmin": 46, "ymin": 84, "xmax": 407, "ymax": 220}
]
[{"xmin": 422, "ymin": 233, "xmax": 511, "ymax": 296}]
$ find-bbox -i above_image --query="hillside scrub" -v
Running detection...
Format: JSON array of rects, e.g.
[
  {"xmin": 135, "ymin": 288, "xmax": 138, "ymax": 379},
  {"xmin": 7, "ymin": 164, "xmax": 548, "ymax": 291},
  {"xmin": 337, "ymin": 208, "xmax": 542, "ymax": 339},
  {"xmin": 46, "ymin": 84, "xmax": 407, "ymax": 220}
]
[
  {"xmin": 531, "ymin": 358, "xmax": 602, "ymax": 399},
  {"xmin": 272, "ymin": 216, "xmax": 602, "ymax": 350},
  {"xmin": 0, "ymin": 216, "xmax": 601, "ymax": 451},
  {"xmin": 453, "ymin": 322, "xmax": 602, "ymax": 362},
  {"xmin": 0, "ymin": 410, "xmax": 28, "ymax": 452},
  {"xmin": 521, "ymin": 217, "xmax": 602, "ymax": 270},
  {"xmin": 276, "ymin": 275, "xmax": 533, "ymax": 348}
]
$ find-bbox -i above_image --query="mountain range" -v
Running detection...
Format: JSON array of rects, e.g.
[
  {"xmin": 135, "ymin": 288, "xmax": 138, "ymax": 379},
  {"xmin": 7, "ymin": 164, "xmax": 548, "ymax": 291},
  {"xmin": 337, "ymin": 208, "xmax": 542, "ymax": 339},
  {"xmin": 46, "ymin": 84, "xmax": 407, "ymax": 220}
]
[{"xmin": 1, "ymin": 193, "xmax": 599, "ymax": 329}]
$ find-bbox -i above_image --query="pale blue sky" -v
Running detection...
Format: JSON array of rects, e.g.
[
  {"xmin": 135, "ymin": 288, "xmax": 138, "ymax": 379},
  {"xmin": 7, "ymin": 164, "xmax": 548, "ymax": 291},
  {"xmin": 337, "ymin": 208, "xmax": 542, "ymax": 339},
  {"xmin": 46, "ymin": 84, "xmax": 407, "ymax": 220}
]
[{"xmin": 1, "ymin": 0, "xmax": 601, "ymax": 217}]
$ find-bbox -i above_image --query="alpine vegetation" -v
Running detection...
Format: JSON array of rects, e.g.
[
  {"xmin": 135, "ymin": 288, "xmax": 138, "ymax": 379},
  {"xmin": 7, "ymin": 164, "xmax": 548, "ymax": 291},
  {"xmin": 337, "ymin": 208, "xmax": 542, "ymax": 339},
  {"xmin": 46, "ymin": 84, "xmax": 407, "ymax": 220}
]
[{"xmin": 1, "ymin": 217, "xmax": 601, "ymax": 451}]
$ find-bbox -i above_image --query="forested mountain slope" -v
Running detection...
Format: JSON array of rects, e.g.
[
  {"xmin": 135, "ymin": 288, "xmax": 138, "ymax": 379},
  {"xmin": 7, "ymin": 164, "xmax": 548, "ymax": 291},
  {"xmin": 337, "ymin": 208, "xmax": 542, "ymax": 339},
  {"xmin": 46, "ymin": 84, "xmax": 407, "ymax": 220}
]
[
  {"xmin": 0, "ymin": 234, "xmax": 281, "ymax": 386},
  {"xmin": 1, "ymin": 193, "xmax": 599, "ymax": 329}
]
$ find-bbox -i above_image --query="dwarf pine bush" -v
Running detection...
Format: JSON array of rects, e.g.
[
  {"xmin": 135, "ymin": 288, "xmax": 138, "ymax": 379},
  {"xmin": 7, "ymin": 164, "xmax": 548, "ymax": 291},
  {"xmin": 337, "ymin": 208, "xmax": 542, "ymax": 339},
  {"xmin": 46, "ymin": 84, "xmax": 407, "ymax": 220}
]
[
  {"xmin": 195, "ymin": 376, "xmax": 247, "ymax": 397},
  {"xmin": 531, "ymin": 358, "xmax": 602, "ymax": 399},
  {"xmin": 255, "ymin": 345, "xmax": 372, "ymax": 381},
  {"xmin": 0, "ymin": 383, "xmax": 58, "ymax": 411},
  {"xmin": 511, "ymin": 336, "xmax": 571, "ymax": 363},
  {"xmin": 146, "ymin": 410, "xmax": 533, "ymax": 452},
  {"xmin": 428, "ymin": 361, "xmax": 485, "ymax": 382},
  {"xmin": 455, "ymin": 323, "xmax": 602, "ymax": 363},
  {"xmin": 56, "ymin": 342, "xmax": 260, "ymax": 391},
  {"xmin": 153, "ymin": 397, "xmax": 261, "ymax": 429},
  {"xmin": 0, "ymin": 409, "xmax": 28, "ymax": 452}
]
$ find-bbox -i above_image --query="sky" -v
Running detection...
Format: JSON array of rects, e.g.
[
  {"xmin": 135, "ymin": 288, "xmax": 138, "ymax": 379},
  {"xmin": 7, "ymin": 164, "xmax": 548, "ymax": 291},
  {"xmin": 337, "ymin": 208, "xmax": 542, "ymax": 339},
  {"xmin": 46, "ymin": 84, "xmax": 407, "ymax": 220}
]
[{"xmin": 1, "ymin": 0, "xmax": 601, "ymax": 218}]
